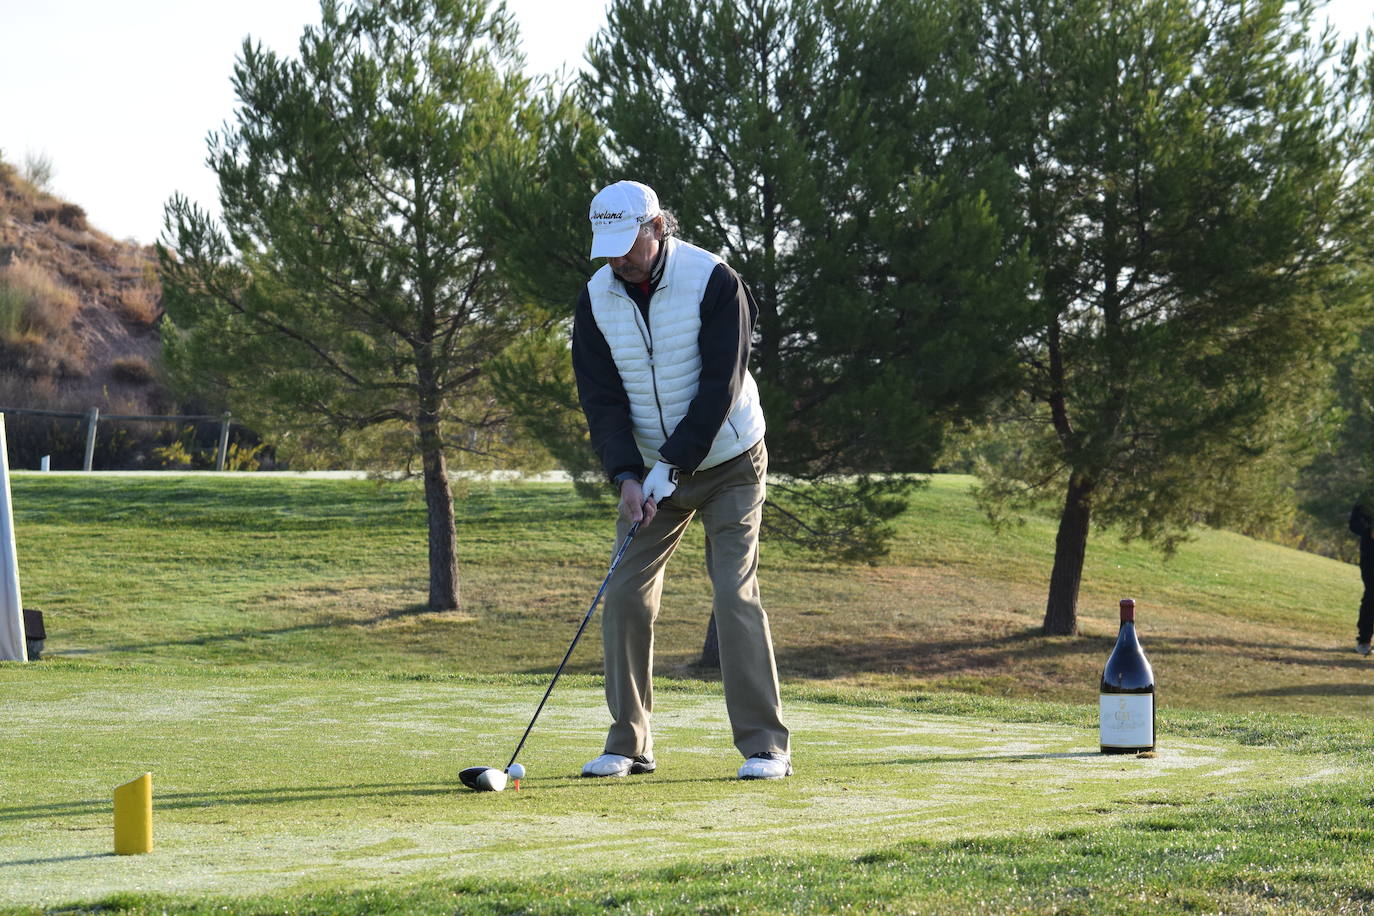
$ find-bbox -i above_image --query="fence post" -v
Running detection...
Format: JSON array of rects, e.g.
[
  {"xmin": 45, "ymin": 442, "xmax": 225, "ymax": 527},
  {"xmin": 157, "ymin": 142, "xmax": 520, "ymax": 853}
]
[
  {"xmin": 83, "ymin": 407, "xmax": 99, "ymax": 472},
  {"xmin": 215, "ymin": 413, "xmax": 231, "ymax": 472}
]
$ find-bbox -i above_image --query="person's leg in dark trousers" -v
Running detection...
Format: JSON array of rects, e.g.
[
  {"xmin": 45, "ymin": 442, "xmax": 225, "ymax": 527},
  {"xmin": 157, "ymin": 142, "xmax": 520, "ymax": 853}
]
[{"xmin": 1359, "ymin": 537, "xmax": 1374, "ymax": 647}]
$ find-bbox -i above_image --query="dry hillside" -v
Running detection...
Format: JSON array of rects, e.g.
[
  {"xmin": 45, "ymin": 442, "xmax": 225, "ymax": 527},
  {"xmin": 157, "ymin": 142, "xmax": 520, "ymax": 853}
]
[{"xmin": 0, "ymin": 156, "xmax": 167, "ymax": 416}]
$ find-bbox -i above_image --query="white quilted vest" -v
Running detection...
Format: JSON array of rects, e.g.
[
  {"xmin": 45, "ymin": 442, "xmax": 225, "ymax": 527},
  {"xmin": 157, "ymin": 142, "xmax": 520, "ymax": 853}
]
[{"xmin": 587, "ymin": 237, "xmax": 765, "ymax": 471}]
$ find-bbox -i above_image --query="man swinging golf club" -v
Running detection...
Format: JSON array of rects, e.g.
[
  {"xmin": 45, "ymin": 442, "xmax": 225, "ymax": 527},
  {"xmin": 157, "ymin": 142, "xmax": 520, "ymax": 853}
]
[{"xmin": 572, "ymin": 180, "xmax": 791, "ymax": 781}]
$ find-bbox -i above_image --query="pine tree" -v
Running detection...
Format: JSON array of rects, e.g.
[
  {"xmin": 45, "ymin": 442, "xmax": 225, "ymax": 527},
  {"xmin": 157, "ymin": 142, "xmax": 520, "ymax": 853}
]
[
  {"xmin": 160, "ymin": 0, "xmax": 545, "ymax": 611},
  {"xmin": 969, "ymin": 0, "xmax": 1374, "ymax": 633}
]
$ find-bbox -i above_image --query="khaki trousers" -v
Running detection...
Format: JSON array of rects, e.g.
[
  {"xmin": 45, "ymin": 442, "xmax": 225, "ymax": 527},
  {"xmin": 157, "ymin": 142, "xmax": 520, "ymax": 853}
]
[{"xmin": 601, "ymin": 439, "xmax": 790, "ymax": 760}]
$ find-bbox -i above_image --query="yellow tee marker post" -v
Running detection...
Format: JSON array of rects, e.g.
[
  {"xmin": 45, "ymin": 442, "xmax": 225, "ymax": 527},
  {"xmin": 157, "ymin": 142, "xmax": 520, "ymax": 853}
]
[{"xmin": 113, "ymin": 773, "xmax": 153, "ymax": 855}]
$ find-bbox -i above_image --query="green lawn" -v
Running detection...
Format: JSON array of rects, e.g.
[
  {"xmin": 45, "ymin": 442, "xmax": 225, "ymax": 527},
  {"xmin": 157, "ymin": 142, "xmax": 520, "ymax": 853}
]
[
  {"xmin": 10, "ymin": 473, "xmax": 1366, "ymax": 715},
  {"xmin": 2, "ymin": 473, "xmax": 1372, "ymax": 913},
  {"xmin": 4, "ymin": 664, "xmax": 1372, "ymax": 914}
]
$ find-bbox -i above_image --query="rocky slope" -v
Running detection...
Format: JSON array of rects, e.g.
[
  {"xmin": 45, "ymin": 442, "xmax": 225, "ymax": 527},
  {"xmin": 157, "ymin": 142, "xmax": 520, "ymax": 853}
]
[{"xmin": 0, "ymin": 157, "xmax": 168, "ymax": 416}]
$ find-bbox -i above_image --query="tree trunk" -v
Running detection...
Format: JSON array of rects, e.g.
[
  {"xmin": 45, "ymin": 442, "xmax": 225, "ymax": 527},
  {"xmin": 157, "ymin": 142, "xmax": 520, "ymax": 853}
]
[
  {"xmin": 699, "ymin": 612, "xmax": 720, "ymax": 668},
  {"xmin": 1043, "ymin": 473, "xmax": 1093, "ymax": 635},
  {"xmin": 421, "ymin": 436, "xmax": 460, "ymax": 612}
]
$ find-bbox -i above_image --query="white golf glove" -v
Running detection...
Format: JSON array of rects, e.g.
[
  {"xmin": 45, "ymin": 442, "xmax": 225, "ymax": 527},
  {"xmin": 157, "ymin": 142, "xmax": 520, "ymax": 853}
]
[{"xmin": 642, "ymin": 461, "xmax": 679, "ymax": 503}]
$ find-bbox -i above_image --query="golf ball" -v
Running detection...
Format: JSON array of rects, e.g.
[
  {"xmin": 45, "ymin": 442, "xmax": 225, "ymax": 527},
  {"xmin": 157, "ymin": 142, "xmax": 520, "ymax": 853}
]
[{"xmin": 507, "ymin": 763, "xmax": 526, "ymax": 780}]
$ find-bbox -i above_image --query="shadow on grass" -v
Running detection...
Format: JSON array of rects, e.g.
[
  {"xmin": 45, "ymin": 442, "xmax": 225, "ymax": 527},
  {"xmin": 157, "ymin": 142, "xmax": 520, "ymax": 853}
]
[
  {"xmin": 530, "ymin": 776, "xmax": 741, "ymax": 790},
  {"xmin": 11, "ymin": 476, "xmax": 605, "ymax": 530},
  {"xmin": 0, "ymin": 775, "xmax": 751, "ymax": 840},
  {"xmin": 1147, "ymin": 636, "xmax": 1371, "ymax": 670},
  {"xmin": 0, "ymin": 783, "xmax": 456, "ymax": 825},
  {"xmin": 886, "ymin": 752, "xmax": 1103, "ymax": 765},
  {"xmin": 773, "ymin": 626, "xmax": 1104, "ymax": 680},
  {"xmin": 1231, "ymin": 683, "xmax": 1374, "ymax": 698},
  {"xmin": 56, "ymin": 605, "xmax": 438, "ymax": 656},
  {"xmin": 772, "ymin": 627, "xmax": 1365, "ymax": 682},
  {"xmin": 0, "ymin": 853, "xmax": 111, "ymax": 868}
]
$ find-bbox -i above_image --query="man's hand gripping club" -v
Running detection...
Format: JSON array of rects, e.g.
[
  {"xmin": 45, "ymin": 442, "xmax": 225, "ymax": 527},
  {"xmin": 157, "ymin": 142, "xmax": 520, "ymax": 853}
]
[{"xmin": 620, "ymin": 461, "xmax": 678, "ymax": 526}]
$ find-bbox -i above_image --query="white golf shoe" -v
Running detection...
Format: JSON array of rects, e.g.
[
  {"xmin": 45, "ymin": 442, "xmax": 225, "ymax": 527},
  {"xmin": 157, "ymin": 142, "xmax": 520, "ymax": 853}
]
[
  {"xmin": 738, "ymin": 752, "xmax": 792, "ymax": 780},
  {"xmin": 580, "ymin": 753, "xmax": 656, "ymax": 777},
  {"xmin": 1358, "ymin": 641, "xmax": 1371, "ymax": 656}
]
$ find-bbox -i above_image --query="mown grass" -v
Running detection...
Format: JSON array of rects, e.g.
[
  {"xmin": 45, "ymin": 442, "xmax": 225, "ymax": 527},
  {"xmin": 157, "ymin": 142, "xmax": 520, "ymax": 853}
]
[
  {"xmin": 92, "ymin": 776, "xmax": 1374, "ymax": 915},
  {"xmin": 10, "ymin": 473, "xmax": 1366, "ymax": 716},
  {"xmin": 4, "ymin": 473, "xmax": 1373, "ymax": 913},
  {"xmin": 2, "ymin": 663, "xmax": 1371, "ymax": 914}
]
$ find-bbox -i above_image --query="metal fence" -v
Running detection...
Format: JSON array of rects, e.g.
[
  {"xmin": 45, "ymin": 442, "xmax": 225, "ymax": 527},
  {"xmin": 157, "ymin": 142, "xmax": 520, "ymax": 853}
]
[{"xmin": 0, "ymin": 407, "xmax": 235, "ymax": 471}]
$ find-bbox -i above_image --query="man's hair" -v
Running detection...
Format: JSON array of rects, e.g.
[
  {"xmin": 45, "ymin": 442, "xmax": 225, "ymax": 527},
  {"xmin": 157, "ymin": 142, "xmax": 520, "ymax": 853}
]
[{"xmin": 641, "ymin": 210, "xmax": 679, "ymax": 240}]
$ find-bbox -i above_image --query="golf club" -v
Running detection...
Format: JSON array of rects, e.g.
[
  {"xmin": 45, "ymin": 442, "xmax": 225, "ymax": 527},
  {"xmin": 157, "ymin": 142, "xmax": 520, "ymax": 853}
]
[{"xmin": 460, "ymin": 516, "xmax": 644, "ymax": 792}]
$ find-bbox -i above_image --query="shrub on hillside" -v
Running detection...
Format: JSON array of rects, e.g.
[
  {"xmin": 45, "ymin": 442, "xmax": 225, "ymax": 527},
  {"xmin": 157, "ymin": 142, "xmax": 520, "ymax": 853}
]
[
  {"xmin": 21, "ymin": 152, "xmax": 55, "ymax": 194},
  {"xmin": 0, "ymin": 157, "xmax": 49, "ymax": 201},
  {"xmin": 0, "ymin": 334, "xmax": 88, "ymax": 379},
  {"xmin": 110, "ymin": 355, "xmax": 157, "ymax": 385},
  {"xmin": 0, "ymin": 279, "xmax": 21, "ymax": 339},
  {"xmin": 116, "ymin": 286, "xmax": 159, "ymax": 325},
  {"xmin": 31, "ymin": 202, "xmax": 86, "ymax": 232},
  {"xmin": 0, "ymin": 259, "xmax": 80, "ymax": 339},
  {"xmin": 54, "ymin": 259, "xmax": 110, "ymax": 298}
]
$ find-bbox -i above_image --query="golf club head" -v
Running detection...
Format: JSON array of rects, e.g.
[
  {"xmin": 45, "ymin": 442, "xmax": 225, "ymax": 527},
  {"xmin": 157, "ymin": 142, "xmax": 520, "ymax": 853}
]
[{"xmin": 459, "ymin": 766, "xmax": 508, "ymax": 792}]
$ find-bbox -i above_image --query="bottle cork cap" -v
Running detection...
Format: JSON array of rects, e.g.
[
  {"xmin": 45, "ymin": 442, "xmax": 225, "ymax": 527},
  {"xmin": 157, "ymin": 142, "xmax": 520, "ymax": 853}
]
[{"xmin": 1119, "ymin": 598, "xmax": 1135, "ymax": 622}]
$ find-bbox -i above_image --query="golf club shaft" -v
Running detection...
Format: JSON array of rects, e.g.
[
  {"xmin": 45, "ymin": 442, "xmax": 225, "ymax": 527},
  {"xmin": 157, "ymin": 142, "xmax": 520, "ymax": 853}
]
[{"xmin": 505, "ymin": 518, "xmax": 642, "ymax": 770}]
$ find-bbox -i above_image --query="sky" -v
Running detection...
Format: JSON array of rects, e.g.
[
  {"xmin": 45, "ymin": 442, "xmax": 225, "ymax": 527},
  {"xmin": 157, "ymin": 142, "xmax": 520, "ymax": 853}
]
[
  {"xmin": 0, "ymin": 0, "xmax": 609, "ymax": 245},
  {"xmin": 1, "ymin": 0, "xmax": 1371, "ymax": 247}
]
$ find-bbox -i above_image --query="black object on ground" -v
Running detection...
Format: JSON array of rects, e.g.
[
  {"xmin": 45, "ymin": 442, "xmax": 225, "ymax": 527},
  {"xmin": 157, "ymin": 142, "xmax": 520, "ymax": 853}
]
[{"xmin": 23, "ymin": 608, "xmax": 44, "ymax": 660}]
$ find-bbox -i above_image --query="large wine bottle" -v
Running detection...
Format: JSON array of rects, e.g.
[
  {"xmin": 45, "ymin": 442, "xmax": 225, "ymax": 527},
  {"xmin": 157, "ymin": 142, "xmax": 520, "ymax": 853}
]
[{"xmin": 1099, "ymin": 598, "xmax": 1155, "ymax": 754}]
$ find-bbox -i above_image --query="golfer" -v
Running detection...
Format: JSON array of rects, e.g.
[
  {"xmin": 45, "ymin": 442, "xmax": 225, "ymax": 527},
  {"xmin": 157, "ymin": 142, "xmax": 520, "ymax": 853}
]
[{"xmin": 572, "ymin": 180, "xmax": 791, "ymax": 780}]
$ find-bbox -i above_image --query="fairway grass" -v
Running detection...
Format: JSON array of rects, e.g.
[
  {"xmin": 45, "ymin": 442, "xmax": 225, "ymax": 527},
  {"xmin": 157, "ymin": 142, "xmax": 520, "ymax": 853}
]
[
  {"xmin": 9, "ymin": 473, "xmax": 1370, "ymax": 721},
  {"xmin": 0, "ymin": 665, "xmax": 1363, "ymax": 910},
  {"xmin": 5, "ymin": 474, "xmax": 1374, "ymax": 912}
]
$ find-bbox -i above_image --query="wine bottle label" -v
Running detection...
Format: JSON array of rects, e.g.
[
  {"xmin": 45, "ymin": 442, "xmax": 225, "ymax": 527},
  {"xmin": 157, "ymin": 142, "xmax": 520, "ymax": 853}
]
[{"xmin": 1099, "ymin": 693, "xmax": 1154, "ymax": 747}]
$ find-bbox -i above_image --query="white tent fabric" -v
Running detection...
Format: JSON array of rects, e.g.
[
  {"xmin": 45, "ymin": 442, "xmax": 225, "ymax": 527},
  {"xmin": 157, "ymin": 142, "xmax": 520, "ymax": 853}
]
[{"xmin": 0, "ymin": 414, "xmax": 26, "ymax": 662}]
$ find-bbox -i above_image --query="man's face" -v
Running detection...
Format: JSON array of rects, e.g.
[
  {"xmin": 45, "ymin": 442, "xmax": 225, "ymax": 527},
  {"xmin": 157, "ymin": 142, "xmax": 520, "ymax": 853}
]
[{"xmin": 608, "ymin": 219, "xmax": 661, "ymax": 284}]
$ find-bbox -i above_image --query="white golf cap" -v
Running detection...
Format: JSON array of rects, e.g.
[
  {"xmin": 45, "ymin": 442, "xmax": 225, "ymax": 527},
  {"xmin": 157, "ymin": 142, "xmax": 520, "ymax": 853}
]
[{"xmin": 589, "ymin": 180, "xmax": 660, "ymax": 258}]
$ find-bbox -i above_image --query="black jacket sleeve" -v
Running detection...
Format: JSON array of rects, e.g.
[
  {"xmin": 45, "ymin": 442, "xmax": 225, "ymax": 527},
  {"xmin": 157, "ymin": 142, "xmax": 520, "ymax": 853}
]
[
  {"xmin": 571, "ymin": 286, "xmax": 645, "ymax": 483},
  {"xmin": 658, "ymin": 263, "xmax": 758, "ymax": 473}
]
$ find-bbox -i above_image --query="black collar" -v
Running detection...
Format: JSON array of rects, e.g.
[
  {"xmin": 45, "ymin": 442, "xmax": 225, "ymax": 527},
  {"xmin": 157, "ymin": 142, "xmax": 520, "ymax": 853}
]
[{"xmin": 647, "ymin": 238, "xmax": 667, "ymax": 290}]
